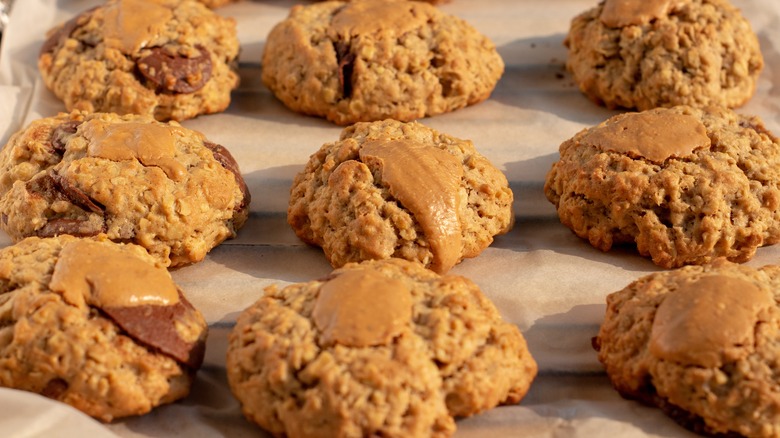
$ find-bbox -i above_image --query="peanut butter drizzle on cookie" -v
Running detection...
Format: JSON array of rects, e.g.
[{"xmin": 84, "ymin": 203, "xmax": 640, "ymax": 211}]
[
  {"xmin": 312, "ymin": 268, "xmax": 412, "ymax": 347},
  {"xmin": 103, "ymin": 0, "xmax": 172, "ymax": 53},
  {"xmin": 82, "ymin": 119, "xmax": 187, "ymax": 181},
  {"xmin": 50, "ymin": 240, "xmax": 180, "ymax": 309},
  {"xmin": 650, "ymin": 275, "xmax": 773, "ymax": 368},
  {"xmin": 600, "ymin": 0, "xmax": 681, "ymax": 28},
  {"xmin": 330, "ymin": 0, "xmax": 426, "ymax": 36},
  {"xmin": 581, "ymin": 110, "xmax": 710, "ymax": 163},
  {"xmin": 359, "ymin": 139, "xmax": 463, "ymax": 274}
]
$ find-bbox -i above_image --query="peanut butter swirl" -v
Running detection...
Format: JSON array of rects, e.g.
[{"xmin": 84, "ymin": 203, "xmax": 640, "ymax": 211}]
[
  {"xmin": 330, "ymin": 0, "xmax": 426, "ymax": 36},
  {"xmin": 82, "ymin": 119, "xmax": 187, "ymax": 181},
  {"xmin": 600, "ymin": 0, "xmax": 681, "ymax": 28},
  {"xmin": 581, "ymin": 110, "xmax": 710, "ymax": 163},
  {"xmin": 650, "ymin": 275, "xmax": 773, "ymax": 367},
  {"xmin": 313, "ymin": 268, "xmax": 412, "ymax": 347},
  {"xmin": 50, "ymin": 240, "xmax": 180, "ymax": 309},
  {"xmin": 102, "ymin": 0, "xmax": 172, "ymax": 53},
  {"xmin": 360, "ymin": 139, "xmax": 463, "ymax": 273}
]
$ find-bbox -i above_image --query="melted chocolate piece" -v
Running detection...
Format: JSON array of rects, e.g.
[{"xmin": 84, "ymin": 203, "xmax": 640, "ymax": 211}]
[
  {"xmin": 204, "ymin": 141, "xmax": 251, "ymax": 211},
  {"xmin": 100, "ymin": 291, "xmax": 206, "ymax": 369},
  {"xmin": 35, "ymin": 218, "xmax": 105, "ymax": 238},
  {"xmin": 51, "ymin": 173, "xmax": 105, "ymax": 214},
  {"xmin": 334, "ymin": 40, "xmax": 356, "ymax": 98},
  {"xmin": 50, "ymin": 121, "xmax": 82, "ymax": 155},
  {"xmin": 26, "ymin": 173, "xmax": 104, "ymax": 215},
  {"xmin": 41, "ymin": 378, "xmax": 69, "ymax": 400},
  {"xmin": 24, "ymin": 173, "xmax": 106, "ymax": 238},
  {"xmin": 25, "ymin": 174, "xmax": 59, "ymax": 200},
  {"xmin": 136, "ymin": 46, "xmax": 213, "ymax": 94},
  {"xmin": 39, "ymin": 8, "xmax": 96, "ymax": 56}
]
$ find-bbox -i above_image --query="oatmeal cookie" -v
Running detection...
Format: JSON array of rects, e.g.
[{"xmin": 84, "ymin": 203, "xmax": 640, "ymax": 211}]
[
  {"xmin": 0, "ymin": 235, "xmax": 208, "ymax": 422},
  {"xmin": 544, "ymin": 105, "xmax": 780, "ymax": 268},
  {"xmin": 262, "ymin": 0, "xmax": 503, "ymax": 125},
  {"xmin": 288, "ymin": 119, "xmax": 513, "ymax": 274},
  {"xmin": 565, "ymin": 0, "xmax": 763, "ymax": 110},
  {"xmin": 594, "ymin": 259, "xmax": 780, "ymax": 436},
  {"xmin": 0, "ymin": 111, "xmax": 250, "ymax": 268},
  {"xmin": 38, "ymin": 0, "xmax": 240, "ymax": 121},
  {"xmin": 227, "ymin": 258, "xmax": 537, "ymax": 438}
]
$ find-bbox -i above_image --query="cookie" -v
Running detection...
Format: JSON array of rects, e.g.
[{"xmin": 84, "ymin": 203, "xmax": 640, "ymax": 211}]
[
  {"xmin": 288, "ymin": 119, "xmax": 513, "ymax": 274},
  {"xmin": 544, "ymin": 105, "xmax": 780, "ymax": 268},
  {"xmin": 0, "ymin": 111, "xmax": 250, "ymax": 268},
  {"xmin": 226, "ymin": 258, "xmax": 537, "ymax": 437},
  {"xmin": 261, "ymin": 0, "xmax": 504, "ymax": 125},
  {"xmin": 38, "ymin": 0, "xmax": 240, "ymax": 121},
  {"xmin": 0, "ymin": 234, "xmax": 208, "ymax": 422},
  {"xmin": 565, "ymin": 0, "xmax": 763, "ymax": 110},
  {"xmin": 594, "ymin": 259, "xmax": 780, "ymax": 436}
]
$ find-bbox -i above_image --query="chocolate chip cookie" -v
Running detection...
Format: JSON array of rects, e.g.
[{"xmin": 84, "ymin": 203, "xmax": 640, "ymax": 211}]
[
  {"xmin": 0, "ymin": 111, "xmax": 250, "ymax": 268},
  {"xmin": 565, "ymin": 0, "xmax": 763, "ymax": 110},
  {"xmin": 38, "ymin": 0, "xmax": 240, "ymax": 121},
  {"xmin": 0, "ymin": 234, "xmax": 208, "ymax": 422},
  {"xmin": 227, "ymin": 258, "xmax": 537, "ymax": 438},
  {"xmin": 594, "ymin": 259, "xmax": 780, "ymax": 436},
  {"xmin": 544, "ymin": 105, "xmax": 780, "ymax": 268},
  {"xmin": 262, "ymin": 0, "xmax": 504, "ymax": 125},
  {"xmin": 288, "ymin": 119, "xmax": 513, "ymax": 274}
]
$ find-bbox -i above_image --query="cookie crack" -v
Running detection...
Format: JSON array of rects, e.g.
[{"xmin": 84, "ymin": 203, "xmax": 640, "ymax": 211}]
[{"xmin": 333, "ymin": 40, "xmax": 356, "ymax": 99}]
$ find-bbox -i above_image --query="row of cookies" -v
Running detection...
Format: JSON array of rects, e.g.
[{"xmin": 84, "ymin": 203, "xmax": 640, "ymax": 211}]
[
  {"xmin": 2, "ymin": 0, "xmax": 539, "ymax": 436},
  {"xmin": 37, "ymin": 0, "xmax": 766, "ymax": 125},
  {"xmin": 551, "ymin": 1, "xmax": 780, "ymax": 436},
  {"xmin": 38, "ymin": 0, "xmax": 505, "ymax": 125}
]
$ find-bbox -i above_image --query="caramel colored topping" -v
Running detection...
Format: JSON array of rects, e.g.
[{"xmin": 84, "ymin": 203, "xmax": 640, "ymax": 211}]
[
  {"xmin": 600, "ymin": 0, "xmax": 680, "ymax": 28},
  {"xmin": 313, "ymin": 269, "xmax": 412, "ymax": 347},
  {"xmin": 82, "ymin": 119, "xmax": 187, "ymax": 181},
  {"xmin": 103, "ymin": 0, "xmax": 172, "ymax": 53},
  {"xmin": 581, "ymin": 110, "xmax": 709, "ymax": 163},
  {"xmin": 50, "ymin": 240, "xmax": 180, "ymax": 309},
  {"xmin": 650, "ymin": 275, "xmax": 773, "ymax": 367},
  {"xmin": 330, "ymin": 0, "xmax": 426, "ymax": 36},
  {"xmin": 360, "ymin": 139, "xmax": 463, "ymax": 273}
]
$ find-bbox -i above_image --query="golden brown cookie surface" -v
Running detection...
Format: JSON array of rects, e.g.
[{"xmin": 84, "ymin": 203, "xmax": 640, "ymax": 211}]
[
  {"xmin": 262, "ymin": 0, "xmax": 503, "ymax": 125},
  {"xmin": 226, "ymin": 258, "xmax": 537, "ymax": 437},
  {"xmin": 545, "ymin": 105, "xmax": 780, "ymax": 268},
  {"xmin": 594, "ymin": 259, "xmax": 780, "ymax": 437},
  {"xmin": 565, "ymin": 0, "xmax": 763, "ymax": 110},
  {"xmin": 288, "ymin": 119, "xmax": 513, "ymax": 273},
  {"xmin": 0, "ymin": 235, "xmax": 208, "ymax": 422},
  {"xmin": 38, "ymin": 0, "xmax": 240, "ymax": 121},
  {"xmin": 0, "ymin": 111, "xmax": 250, "ymax": 267}
]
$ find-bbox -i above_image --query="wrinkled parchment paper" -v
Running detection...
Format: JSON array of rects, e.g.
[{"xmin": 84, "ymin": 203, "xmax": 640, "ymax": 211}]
[{"xmin": 0, "ymin": 0, "xmax": 778, "ymax": 436}]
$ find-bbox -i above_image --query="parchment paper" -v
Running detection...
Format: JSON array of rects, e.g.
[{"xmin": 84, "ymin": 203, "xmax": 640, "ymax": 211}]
[{"xmin": 0, "ymin": 0, "xmax": 778, "ymax": 436}]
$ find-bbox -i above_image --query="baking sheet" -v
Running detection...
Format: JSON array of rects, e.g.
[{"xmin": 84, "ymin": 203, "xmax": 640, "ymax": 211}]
[{"xmin": 0, "ymin": 0, "xmax": 779, "ymax": 436}]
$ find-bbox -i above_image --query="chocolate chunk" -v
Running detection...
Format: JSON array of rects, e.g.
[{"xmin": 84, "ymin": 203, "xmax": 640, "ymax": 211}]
[
  {"xmin": 100, "ymin": 291, "xmax": 207, "ymax": 369},
  {"xmin": 35, "ymin": 218, "xmax": 104, "ymax": 238},
  {"xmin": 334, "ymin": 40, "xmax": 356, "ymax": 98},
  {"xmin": 41, "ymin": 378, "xmax": 69, "ymax": 400},
  {"xmin": 25, "ymin": 174, "xmax": 59, "ymax": 200},
  {"xmin": 39, "ymin": 8, "xmax": 96, "ymax": 56},
  {"xmin": 25, "ymin": 173, "xmax": 89, "ymax": 209},
  {"xmin": 23, "ymin": 173, "xmax": 106, "ymax": 238},
  {"xmin": 50, "ymin": 121, "xmax": 82, "ymax": 155},
  {"xmin": 136, "ymin": 46, "xmax": 213, "ymax": 94},
  {"xmin": 204, "ymin": 141, "xmax": 251, "ymax": 211},
  {"xmin": 51, "ymin": 173, "xmax": 104, "ymax": 214}
]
